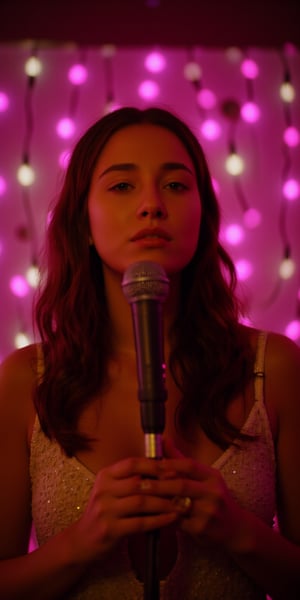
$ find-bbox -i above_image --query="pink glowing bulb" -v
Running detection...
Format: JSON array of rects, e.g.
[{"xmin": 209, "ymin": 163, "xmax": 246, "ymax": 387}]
[
  {"xmin": 0, "ymin": 175, "xmax": 7, "ymax": 196},
  {"xmin": 197, "ymin": 88, "xmax": 217, "ymax": 110},
  {"xmin": 56, "ymin": 117, "xmax": 76, "ymax": 139},
  {"xmin": 200, "ymin": 119, "xmax": 221, "ymax": 141},
  {"xmin": 241, "ymin": 58, "xmax": 259, "ymax": 79},
  {"xmin": 138, "ymin": 80, "xmax": 160, "ymax": 100},
  {"xmin": 10, "ymin": 275, "xmax": 30, "ymax": 298},
  {"xmin": 0, "ymin": 91, "xmax": 9, "ymax": 112},
  {"xmin": 283, "ymin": 178, "xmax": 299, "ymax": 201},
  {"xmin": 68, "ymin": 64, "xmax": 88, "ymax": 85},
  {"xmin": 241, "ymin": 101, "xmax": 261, "ymax": 123},
  {"xmin": 285, "ymin": 320, "xmax": 300, "ymax": 341},
  {"xmin": 283, "ymin": 126, "xmax": 300, "ymax": 148},
  {"xmin": 224, "ymin": 224, "xmax": 245, "ymax": 246},
  {"xmin": 235, "ymin": 259, "xmax": 253, "ymax": 281},
  {"xmin": 144, "ymin": 52, "xmax": 166, "ymax": 73}
]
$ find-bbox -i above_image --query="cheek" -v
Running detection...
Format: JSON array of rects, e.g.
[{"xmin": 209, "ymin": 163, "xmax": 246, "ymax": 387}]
[{"xmin": 181, "ymin": 204, "xmax": 201, "ymax": 244}]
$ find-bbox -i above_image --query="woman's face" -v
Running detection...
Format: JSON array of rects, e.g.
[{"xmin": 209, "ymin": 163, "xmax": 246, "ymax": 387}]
[{"xmin": 88, "ymin": 123, "xmax": 202, "ymax": 277}]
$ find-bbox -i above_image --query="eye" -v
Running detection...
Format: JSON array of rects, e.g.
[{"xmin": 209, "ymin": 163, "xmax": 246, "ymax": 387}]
[
  {"xmin": 108, "ymin": 181, "xmax": 133, "ymax": 192},
  {"xmin": 165, "ymin": 181, "xmax": 189, "ymax": 191}
]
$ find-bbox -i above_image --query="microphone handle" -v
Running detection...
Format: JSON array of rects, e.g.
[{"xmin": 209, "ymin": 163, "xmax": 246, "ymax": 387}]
[{"xmin": 130, "ymin": 298, "xmax": 167, "ymax": 459}]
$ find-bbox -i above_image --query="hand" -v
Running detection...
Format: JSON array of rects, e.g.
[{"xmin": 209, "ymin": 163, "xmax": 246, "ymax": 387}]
[
  {"xmin": 69, "ymin": 456, "xmax": 183, "ymax": 564},
  {"xmin": 161, "ymin": 437, "xmax": 247, "ymax": 551}
]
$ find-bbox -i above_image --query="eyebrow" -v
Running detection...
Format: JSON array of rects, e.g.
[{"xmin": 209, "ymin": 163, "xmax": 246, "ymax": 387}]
[{"xmin": 99, "ymin": 161, "xmax": 194, "ymax": 178}]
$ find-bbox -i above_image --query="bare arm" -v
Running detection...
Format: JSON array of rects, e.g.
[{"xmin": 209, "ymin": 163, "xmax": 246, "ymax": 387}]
[
  {"xmin": 226, "ymin": 332, "xmax": 300, "ymax": 599},
  {"xmin": 0, "ymin": 346, "xmax": 90, "ymax": 599}
]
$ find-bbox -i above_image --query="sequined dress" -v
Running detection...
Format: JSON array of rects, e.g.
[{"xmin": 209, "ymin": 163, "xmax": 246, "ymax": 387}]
[{"xmin": 30, "ymin": 332, "xmax": 275, "ymax": 599}]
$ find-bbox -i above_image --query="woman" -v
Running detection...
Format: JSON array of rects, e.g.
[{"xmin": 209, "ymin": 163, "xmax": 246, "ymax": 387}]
[{"xmin": 0, "ymin": 106, "xmax": 299, "ymax": 599}]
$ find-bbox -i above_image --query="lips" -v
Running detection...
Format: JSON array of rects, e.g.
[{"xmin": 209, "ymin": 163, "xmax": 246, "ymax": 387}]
[{"xmin": 131, "ymin": 227, "xmax": 172, "ymax": 242}]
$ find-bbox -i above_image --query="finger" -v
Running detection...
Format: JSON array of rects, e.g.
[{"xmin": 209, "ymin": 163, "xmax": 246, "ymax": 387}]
[
  {"xmin": 117, "ymin": 511, "xmax": 179, "ymax": 537},
  {"xmin": 107, "ymin": 456, "xmax": 165, "ymax": 480},
  {"xmin": 159, "ymin": 457, "xmax": 213, "ymax": 482}
]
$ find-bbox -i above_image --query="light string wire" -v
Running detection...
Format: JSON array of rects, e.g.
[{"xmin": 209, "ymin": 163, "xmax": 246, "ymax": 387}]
[
  {"xmin": 20, "ymin": 45, "xmax": 40, "ymax": 268},
  {"xmin": 262, "ymin": 48, "xmax": 298, "ymax": 309}
]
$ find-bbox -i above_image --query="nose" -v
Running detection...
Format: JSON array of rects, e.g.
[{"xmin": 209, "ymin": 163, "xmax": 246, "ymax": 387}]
[{"xmin": 136, "ymin": 190, "xmax": 168, "ymax": 220}]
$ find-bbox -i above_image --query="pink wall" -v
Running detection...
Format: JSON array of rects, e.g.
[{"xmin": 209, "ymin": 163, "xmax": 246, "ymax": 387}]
[{"xmin": 0, "ymin": 43, "xmax": 299, "ymax": 360}]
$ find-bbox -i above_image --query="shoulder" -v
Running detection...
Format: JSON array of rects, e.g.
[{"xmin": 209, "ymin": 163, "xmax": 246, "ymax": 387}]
[
  {"xmin": 263, "ymin": 331, "xmax": 300, "ymax": 422},
  {"xmin": 0, "ymin": 344, "xmax": 39, "ymax": 429},
  {"xmin": 0, "ymin": 343, "xmax": 40, "ymax": 387}
]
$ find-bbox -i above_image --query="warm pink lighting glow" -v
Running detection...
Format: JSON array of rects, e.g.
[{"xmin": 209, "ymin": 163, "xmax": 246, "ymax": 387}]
[
  {"xmin": 196, "ymin": 88, "xmax": 217, "ymax": 110},
  {"xmin": 283, "ymin": 126, "xmax": 300, "ymax": 147},
  {"xmin": 144, "ymin": 52, "xmax": 166, "ymax": 73},
  {"xmin": 56, "ymin": 117, "xmax": 76, "ymax": 139},
  {"xmin": 285, "ymin": 319, "xmax": 300, "ymax": 341},
  {"xmin": 224, "ymin": 224, "xmax": 245, "ymax": 245},
  {"xmin": 68, "ymin": 64, "xmax": 88, "ymax": 85},
  {"xmin": 58, "ymin": 150, "xmax": 71, "ymax": 169},
  {"xmin": 0, "ymin": 175, "xmax": 7, "ymax": 196},
  {"xmin": 10, "ymin": 275, "xmax": 30, "ymax": 298},
  {"xmin": 212, "ymin": 178, "xmax": 220, "ymax": 195},
  {"xmin": 235, "ymin": 259, "xmax": 253, "ymax": 281},
  {"xmin": 241, "ymin": 58, "xmax": 259, "ymax": 79},
  {"xmin": 200, "ymin": 119, "xmax": 221, "ymax": 140},
  {"xmin": 138, "ymin": 80, "xmax": 160, "ymax": 100},
  {"xmin": 241, "ymin": 101, "xmax": 261, "ymax": 123},
  {"xmin": 283, "ymin": 178, "xmax": 300, "ymax": 201},
  {"xmin": 0, "ymin": 91, "xmax": 9, "ymax": 112},
  {"xmin": 243, "ymin": 208, "xmax": 262, "ymax": 229}
]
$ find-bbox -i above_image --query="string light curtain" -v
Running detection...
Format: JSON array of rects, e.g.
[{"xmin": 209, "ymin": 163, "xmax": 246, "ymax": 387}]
[{"xmin": 0, "ymin": 42, "xmax": 299, "ymax": 360}]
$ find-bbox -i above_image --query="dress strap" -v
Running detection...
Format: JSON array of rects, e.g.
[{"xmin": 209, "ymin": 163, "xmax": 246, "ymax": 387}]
[{"xmin": 253, "ymin": 331, "xmax": 268, "ymax": 403}]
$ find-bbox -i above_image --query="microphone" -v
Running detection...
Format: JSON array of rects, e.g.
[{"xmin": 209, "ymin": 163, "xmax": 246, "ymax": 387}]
[{"xmin": 122, "ymin": 260, "xmax": 169, "ymax": 459}]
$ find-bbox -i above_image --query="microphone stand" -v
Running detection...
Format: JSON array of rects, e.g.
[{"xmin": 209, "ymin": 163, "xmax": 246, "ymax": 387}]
[{"xmin": 144, "ymin": 433, "xmax": 163, "ymax": 600}]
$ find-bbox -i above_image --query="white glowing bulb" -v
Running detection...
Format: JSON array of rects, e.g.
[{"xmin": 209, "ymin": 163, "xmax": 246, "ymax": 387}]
[
  {"xmin": 183, "ymin": 62, "xmax": 202, "ymax": 82},
  {"xmin": 280, "ymin": 82, "xmax": 296, "ymax": 103},
  {"xmin": 17, "ymin": 163, "xmax": 35, "ymax": 186},
  {"xmin": 26, "ymin": 265, "xmax": 40, "ymax": 288},
  {"xmin": 279, "ymin": 257, "xmax": 296, "ymax": 279},
  {"xmin": 24, "ymin": 56, "xmax": 42, "ymax": 77},
  {"xmin": 101, "ymin": 44, "xmax": 116, "ymax": 58},
  {"xmin": 225, "ymin": 153, "xmax": 245, "ymax": 176},
  {"xmin": 14, "ymin": 332, "xmax": 30, "ymax": 349}
]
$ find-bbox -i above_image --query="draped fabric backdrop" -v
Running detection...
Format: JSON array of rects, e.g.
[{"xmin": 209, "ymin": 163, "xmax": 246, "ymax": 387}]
[{"xmin": 0, "ymin": 42, "xmax": 299, "ymax": 360}]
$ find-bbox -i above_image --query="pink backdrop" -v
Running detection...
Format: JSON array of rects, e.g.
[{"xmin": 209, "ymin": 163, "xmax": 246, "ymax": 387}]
[{"xmin": 0, "ymin": 42, "xmax": 299, "ymax": 360}]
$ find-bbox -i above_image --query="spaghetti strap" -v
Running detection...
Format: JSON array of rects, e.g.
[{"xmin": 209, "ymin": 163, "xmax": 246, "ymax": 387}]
[{"xmin": 253, "ymin": 331, "xmax": 268, "ymax": 403}]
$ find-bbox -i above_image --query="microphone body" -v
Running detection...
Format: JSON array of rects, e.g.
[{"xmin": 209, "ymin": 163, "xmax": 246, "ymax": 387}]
[{"xmin": 122, "ymin": 261, "xmax": 169, "ymax": 458}]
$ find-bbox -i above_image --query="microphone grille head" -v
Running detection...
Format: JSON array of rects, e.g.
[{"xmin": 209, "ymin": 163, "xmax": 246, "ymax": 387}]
[{"xmin": 122, "ymin": 261, "xmax": 169, "ymax": 303}]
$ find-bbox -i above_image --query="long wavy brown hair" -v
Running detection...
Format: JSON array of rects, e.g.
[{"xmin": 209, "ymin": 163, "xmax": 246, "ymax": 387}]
[{"xmin": 34, "ymin": 106, "xmax": 254, "ymax": 456}]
